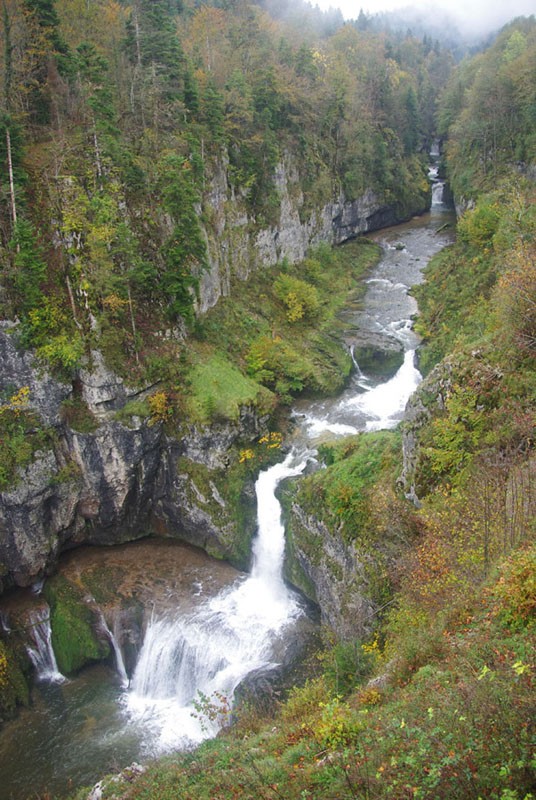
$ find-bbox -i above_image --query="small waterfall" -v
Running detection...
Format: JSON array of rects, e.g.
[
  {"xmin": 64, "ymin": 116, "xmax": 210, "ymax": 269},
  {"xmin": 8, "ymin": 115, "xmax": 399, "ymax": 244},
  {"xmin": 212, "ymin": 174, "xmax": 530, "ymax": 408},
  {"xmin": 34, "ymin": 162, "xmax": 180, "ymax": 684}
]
[
  {"xmin": 26, "ymin": 607, "xmax": 65, "ymax": 684},
  {"xmin": 351, "ymin": 349, "xmax": 421, "ymax": 431},
  {"xmin": 99, "ymin": 614, "xmax": 129, "ymax": 688},
  {"xmin": 432, "ymin": 181, "xmax": 445, "ymax": 206},
  {"xmin": 126, "ymin": 450, "xmax": 310, "ymax": 754},
  {"xmin": 349, "ymin": 345, "xmax": 367, "ymax": 381}
]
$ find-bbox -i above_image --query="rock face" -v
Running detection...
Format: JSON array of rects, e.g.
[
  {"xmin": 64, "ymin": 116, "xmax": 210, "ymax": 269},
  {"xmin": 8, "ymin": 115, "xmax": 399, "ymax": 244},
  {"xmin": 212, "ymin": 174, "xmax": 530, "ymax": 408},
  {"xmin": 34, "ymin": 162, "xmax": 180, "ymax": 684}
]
[
  {"xmin": 0, "ymin": 330, "xmax": 265, "ymax": 591},
  {"xmin": 346, "ymin": 330, "xmax": 405, "ymax": 377},
  {"xmin": 0, "ymin": 154, "xmax": 429, "ymax": 595},
  {"xmin": 285, "ymin": 505, "xmax": 376, "ymax": 641},
  {"xmin": 199, "ymin": 154, "xmax": 429, "ymax": 313},
  {"xmin": 0, "ymin": 323, "xmax": 71, "ymax": 425},
  {"xmin": 399, "ymin": 358, "xmax": 453, "ymax": 504}
]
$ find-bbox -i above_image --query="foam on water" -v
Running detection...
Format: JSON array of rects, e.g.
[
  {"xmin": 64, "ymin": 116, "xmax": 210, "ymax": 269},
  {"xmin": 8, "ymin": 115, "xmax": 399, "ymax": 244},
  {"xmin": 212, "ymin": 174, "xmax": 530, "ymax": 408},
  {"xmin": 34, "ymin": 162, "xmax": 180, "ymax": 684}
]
[{"xmin": 125, "ymin": 451, "xmax": 310, "ymax": 754}]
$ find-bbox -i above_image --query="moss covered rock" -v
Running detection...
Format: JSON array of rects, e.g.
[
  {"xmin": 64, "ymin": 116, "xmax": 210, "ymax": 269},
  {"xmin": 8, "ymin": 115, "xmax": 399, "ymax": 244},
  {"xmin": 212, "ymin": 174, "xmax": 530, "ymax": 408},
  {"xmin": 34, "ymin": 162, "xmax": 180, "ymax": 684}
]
[
  {"xmin": 43, "ymin": 576, "xmax": 109, "ymax": 675},
  {"xmin": 0, "ymin": 639, "xmax": 30, "ymax": 721}
]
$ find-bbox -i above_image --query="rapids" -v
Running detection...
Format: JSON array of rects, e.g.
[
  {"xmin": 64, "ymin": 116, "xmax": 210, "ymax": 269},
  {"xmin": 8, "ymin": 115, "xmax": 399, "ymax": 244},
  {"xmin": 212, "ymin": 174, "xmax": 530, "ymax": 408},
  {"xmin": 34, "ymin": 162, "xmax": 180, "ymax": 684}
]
[{"xmin": 0, "ymin": 176, "xmax": 455, "ymax": 799}]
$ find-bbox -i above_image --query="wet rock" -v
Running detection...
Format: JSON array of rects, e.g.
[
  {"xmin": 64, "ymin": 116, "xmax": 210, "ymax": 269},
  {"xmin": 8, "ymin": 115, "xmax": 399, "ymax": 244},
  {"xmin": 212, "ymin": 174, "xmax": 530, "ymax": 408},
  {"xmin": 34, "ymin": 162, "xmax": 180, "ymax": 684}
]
[{"xmin": 347, "ymin": 330, "xmax": 404, "ymax": 377}]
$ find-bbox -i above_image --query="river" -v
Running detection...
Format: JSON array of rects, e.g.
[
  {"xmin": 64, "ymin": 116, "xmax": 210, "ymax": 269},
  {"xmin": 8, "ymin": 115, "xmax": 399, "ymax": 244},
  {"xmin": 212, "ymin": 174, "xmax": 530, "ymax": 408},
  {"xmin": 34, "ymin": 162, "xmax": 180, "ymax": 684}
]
[{"xmin": 0, "ymin": 188, "xmax": 455, "ymax": 800}]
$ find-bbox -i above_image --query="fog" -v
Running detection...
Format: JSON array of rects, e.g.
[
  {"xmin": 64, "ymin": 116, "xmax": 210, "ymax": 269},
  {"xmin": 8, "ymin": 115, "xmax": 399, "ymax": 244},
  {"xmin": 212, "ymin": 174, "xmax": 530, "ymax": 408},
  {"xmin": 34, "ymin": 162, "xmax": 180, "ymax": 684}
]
[{"xmin": 314, "ymin": 0, "xmax": 535, "ymax": 37}]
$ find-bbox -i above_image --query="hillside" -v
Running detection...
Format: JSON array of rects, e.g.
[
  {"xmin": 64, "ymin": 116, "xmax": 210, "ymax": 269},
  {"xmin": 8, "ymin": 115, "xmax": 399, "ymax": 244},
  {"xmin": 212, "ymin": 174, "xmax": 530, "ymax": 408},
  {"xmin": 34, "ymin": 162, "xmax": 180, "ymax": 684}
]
[{"xmin": 0, "ymin": 3, "xmax": 534, "ymax": 799}]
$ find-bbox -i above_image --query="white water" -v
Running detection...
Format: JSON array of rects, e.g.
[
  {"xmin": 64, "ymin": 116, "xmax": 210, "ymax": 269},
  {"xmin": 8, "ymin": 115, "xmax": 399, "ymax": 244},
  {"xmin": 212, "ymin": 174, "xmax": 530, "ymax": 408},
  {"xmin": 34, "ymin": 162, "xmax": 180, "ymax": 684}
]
[
  {"xmin": 125, "ymin": 450, "xmax": 310, "ymax": 755},
  {"xmin": 99, "ymin": 614, "xmax": 129, "ymax": 688},
  {"xmin": 294, "ymin": 192, "xmax": 454, "ymax": 442},
  {"xmin": 26, "ymin": 608, "xmax": 65, "ymax": 684},
  {"xmin": 120, "ymin": 170, "xmax": 455, "ymax": 757},
  {"xmin": 344, "ymin": 349, "xmax": 422, "ymax": 432}
]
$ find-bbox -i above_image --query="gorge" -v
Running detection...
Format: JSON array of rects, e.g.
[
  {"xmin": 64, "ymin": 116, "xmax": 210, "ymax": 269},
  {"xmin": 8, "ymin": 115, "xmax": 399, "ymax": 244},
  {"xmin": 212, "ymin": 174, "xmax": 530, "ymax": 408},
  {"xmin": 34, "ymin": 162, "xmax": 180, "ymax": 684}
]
[
  {"xmin": 0, "ymin": 183, "xmax": 455, "ymax": 799},
  {"xmin": 0, "ymin": 2, "xmax": 534, "ymax": 798}
]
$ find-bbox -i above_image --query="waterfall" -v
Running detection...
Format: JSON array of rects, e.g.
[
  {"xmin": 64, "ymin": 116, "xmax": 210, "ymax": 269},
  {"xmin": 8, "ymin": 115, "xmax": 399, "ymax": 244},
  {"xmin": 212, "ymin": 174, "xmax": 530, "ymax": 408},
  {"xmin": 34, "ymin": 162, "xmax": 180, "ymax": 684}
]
[
  {"xmin": 26, "ymin": 607, "xmax": 65, "ymax": 684},
  {"xmin": 432, "ymin": 181, "xmax": 445, "ymax": 206},
  {"xmin": 126, "ymin": 450, "xmax": 310, "ymax": 754},
  {"xmin": 350, "ymin": 350, "xmax": 422, "ymax": 431},
  {"xmin": 99, "ymin": 614, "xmax": 129, "ymax": 688}
]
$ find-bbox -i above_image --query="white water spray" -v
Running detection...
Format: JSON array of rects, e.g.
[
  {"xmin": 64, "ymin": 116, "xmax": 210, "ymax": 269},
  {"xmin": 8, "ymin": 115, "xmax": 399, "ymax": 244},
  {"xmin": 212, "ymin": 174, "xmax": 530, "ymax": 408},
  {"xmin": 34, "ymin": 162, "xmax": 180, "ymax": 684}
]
[
  {"xmin": 99, "ymin": 614, "xmax": 129, "ymax": 688},
  {"xmin": 347, "ymin": 350, "xmax": 421, "ymax": 431},
  {"xmin": 126, "ymin": 450, "xmax": 310, "ymax": 754},
  {"xmin": 26, "ymin": 608, "xmax": 65, "ymax": 684}
]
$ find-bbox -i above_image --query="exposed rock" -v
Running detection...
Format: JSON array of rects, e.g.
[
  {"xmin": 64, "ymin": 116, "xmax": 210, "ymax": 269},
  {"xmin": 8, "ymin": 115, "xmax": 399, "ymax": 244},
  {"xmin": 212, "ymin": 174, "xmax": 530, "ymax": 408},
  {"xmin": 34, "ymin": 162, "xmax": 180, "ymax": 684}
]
[
  {"xmin": 347, "ymin": 330, "xmax": 404, "ymax": 377},
  {"xmin": 399, "ymin": 358, "xmax": 454, "ymax": 503},
  {"xmin": 0, "ymin": 335, "xmax": 271, "ymax": 588},
  {"xmin": 0, "ymin": 326, "xmax": 70, "ymax": 425},
  {"xmin": 78, "ymin": 350, "xmax": 128, "ymax": 417},
  {"xmin": 86, "ymin": 763, "xmax": 146, "ymax": 800},
  {"xmin": 286, "ymin": 505, "xmax": 376, "ymax": 641},
  {"xmin": 0, "ymin": 152, "xmax": 429, "ymax": 594},
  {"xmin": 0, "ymin": 419, "xmax": 162, "ymax": 589},
  {"xmin": 199, "ymin": 154, "xmax": 429, "ymax": 314}
]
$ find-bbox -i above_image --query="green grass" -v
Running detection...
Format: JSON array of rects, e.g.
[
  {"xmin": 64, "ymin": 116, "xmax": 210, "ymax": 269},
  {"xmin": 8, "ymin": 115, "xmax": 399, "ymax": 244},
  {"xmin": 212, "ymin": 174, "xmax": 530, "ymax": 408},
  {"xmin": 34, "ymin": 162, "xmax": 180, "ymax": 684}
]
[
  {"xmin": 296, "ymin": 430, "xmax": 403, "ymax": 545},
  {"xmin": 192, "ymin": 239, "xmax": 380, "ymax": 404},
  {"xmin": 78, "ymin": 545, "xmax": 534, "ymax": 800},
  {"xmin": 185, "ymin": 352, "xmax": 276, "ymax": 424}
]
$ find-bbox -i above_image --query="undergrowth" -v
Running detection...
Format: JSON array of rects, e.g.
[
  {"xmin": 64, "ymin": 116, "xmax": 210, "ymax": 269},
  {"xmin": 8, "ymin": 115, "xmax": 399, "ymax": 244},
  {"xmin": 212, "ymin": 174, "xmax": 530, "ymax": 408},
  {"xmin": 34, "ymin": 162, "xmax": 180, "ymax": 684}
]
[{"xmin": 78, "ymin": 545, "xmax": 534, "ymax": 800}]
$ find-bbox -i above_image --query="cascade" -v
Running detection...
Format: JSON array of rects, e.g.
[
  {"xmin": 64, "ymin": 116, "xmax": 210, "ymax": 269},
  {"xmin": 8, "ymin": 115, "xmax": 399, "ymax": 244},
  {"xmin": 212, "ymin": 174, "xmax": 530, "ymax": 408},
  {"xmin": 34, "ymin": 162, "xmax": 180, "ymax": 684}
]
[
  {"xmin": 126, "ymin": 450, "xmax": 310, "ymax": 754},
  {"xmin": 26, "ymin": 607, "xmax": 65, "ymax": 684},
  {"xmin": 0, "ymin": 195, "xmax": 456, "ymax": 799},
  {"xmin": 432, "ymin": 181, "xmax": 445, "ymax": 206},
  {"xmin": 99, "ymin": 614, "xmax": 129, "ymax": 688}
]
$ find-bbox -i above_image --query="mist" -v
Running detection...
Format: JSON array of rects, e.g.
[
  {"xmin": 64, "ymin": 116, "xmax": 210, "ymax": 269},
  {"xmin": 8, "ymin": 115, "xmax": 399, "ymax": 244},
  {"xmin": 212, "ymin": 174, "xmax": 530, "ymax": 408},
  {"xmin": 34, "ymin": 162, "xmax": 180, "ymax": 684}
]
[{"xmin": 314, "ymin": 0, "xmax": 535, "ymax": 38}]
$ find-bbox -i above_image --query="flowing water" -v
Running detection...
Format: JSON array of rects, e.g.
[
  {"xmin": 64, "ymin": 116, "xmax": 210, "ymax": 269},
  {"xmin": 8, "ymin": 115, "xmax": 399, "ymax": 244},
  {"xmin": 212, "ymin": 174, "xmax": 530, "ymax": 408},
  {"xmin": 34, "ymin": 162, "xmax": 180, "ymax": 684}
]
[
  {"xmin": 0, "ymin": 177, "xmax": 455, "ymax": 799},
  {"xmin": 294, "ymin": 200, "xmax": 455, "ymax": 440},
  {"xmin": 26, "ymin": 607, "xmax": 66, "ymax": 685},
  {"xmin": 124, "ymin": 451, "xmax": 311, "ymax": 755}
]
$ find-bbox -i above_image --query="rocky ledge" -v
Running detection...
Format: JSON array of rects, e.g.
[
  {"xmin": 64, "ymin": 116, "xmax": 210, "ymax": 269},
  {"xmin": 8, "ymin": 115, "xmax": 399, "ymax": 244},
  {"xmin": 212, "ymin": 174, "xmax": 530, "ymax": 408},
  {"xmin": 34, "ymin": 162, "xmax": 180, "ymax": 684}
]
[{"xmin": 0, "ymin": 329, "xmax": 265, "ymax": 592}]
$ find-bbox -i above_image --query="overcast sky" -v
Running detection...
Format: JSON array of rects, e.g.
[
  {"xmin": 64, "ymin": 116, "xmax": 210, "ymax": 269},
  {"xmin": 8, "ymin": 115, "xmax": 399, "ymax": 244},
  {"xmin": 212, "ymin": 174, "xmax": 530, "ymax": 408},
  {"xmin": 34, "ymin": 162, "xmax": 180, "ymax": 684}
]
[{"xmin": 314, "ymin": 0, "xmax": 535, "ymax": 36}]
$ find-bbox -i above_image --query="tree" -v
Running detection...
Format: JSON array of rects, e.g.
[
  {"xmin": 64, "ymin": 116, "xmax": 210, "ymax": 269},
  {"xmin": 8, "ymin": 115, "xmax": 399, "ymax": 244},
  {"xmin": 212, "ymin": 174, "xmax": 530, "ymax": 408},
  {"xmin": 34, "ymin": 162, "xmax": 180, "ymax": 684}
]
[{"xmin": 159, "ymin": 155, "xmax": 208, "ymax": 322}]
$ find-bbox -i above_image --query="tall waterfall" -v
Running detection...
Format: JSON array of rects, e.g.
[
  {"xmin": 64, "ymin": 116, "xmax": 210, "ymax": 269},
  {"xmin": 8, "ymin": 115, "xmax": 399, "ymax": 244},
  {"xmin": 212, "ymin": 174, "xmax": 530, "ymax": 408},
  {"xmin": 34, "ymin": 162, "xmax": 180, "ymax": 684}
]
[
  {"xmin": 126, "ymin": 450, "xmax": 310, "ymax": 754},
  {"xmin": 26, "ymin": 607, "xmax": 65, "ymax": 684}
]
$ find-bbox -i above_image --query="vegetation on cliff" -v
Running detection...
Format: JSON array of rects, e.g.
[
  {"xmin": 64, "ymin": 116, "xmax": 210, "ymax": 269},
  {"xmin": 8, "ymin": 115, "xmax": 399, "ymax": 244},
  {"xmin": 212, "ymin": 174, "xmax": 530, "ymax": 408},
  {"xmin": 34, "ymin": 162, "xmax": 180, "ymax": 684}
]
[
  {"xmin": 0, "ymin": 2, "xmax": 534, "ymax": 798},
  {"xmin": 73, "ymin": 544, "xmax": 535, "ymax": 800},
  {"xmin": 72, "ymin": 15, "xmax": 536, "ymax": 800},
  {"xmin": 0, "ymin": 0, "xmax": 445, "ymax": 389}
]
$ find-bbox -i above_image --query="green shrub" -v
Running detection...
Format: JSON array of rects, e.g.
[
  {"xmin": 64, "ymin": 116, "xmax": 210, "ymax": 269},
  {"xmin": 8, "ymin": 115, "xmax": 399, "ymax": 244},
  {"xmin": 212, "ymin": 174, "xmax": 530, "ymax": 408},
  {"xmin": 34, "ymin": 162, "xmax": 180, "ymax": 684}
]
[
  {"xmin": 273, "ymin": 274, "xmax": 320, "ymax": 323},
  {"xmin": 0, "ymin": 387, "xmax": 55, "ymax": 490},
  {"xmin": 61, "ymin": 396, "xmax": 99, "ymax": 433}
]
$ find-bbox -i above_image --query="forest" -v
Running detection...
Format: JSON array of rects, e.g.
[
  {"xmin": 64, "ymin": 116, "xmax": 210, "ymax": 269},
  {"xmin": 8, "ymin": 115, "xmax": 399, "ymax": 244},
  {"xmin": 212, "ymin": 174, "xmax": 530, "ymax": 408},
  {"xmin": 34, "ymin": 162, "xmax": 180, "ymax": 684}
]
[{"xmin": 0, "ymin": 0, "xmax": 534, "ymax": 798}]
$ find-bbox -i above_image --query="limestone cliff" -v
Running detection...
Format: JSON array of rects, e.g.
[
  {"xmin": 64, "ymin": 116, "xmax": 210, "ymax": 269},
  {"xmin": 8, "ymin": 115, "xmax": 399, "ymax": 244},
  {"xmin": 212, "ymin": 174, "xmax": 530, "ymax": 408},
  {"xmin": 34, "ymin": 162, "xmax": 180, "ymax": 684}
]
[
  {"xmin": 0, "ymin": 328, "xmax": 264, "ymax": 591},
  {"xmin": 285, "ymin": 503, "xmax": 377, "ymax": 641},
  {"xmin": 0, "ymin": 155, "xmax": 429, "ymax": 595},
  {"xmin": 199, "ymin": 154, "xmax": 429, "ymax": 313}
]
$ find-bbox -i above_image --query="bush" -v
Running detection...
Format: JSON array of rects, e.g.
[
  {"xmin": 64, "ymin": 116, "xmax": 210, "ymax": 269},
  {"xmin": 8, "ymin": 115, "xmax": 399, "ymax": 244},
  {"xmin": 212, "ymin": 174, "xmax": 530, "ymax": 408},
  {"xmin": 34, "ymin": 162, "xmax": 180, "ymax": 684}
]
[{"xmin": 273, "ymin": 274, "xmax": 320, "ymax": 323}]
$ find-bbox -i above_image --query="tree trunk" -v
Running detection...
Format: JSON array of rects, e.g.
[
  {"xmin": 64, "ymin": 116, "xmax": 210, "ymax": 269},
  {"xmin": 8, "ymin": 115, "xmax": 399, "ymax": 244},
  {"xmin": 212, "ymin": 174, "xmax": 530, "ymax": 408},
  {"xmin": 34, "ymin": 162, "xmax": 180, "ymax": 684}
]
[{"xmin": 6, "ymin": 127, "xmax": 17, "ymax": 230}]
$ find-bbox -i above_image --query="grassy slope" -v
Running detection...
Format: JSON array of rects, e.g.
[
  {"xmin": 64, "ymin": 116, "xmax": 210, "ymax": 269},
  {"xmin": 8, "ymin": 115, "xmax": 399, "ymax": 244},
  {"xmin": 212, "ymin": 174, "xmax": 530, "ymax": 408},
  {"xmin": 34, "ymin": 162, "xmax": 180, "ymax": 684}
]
[
  {"xmin": 74, "ymin": 545, "xmax": 534, "ymax": 800},
  {"xmin": 67, "ymin": 181, "xmax": 536, "ymax": 800},
  {"xmin": 143, "ymin": 238, "xmax": 382, "ymax": 433}
]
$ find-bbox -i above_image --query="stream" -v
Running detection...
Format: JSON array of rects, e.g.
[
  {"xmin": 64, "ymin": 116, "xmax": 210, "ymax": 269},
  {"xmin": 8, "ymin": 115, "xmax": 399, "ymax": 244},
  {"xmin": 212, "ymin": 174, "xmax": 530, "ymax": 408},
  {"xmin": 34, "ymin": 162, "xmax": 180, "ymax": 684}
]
[{"xmin": 0, "ymin": 182, "xmax": 455, "ymax": 800}]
